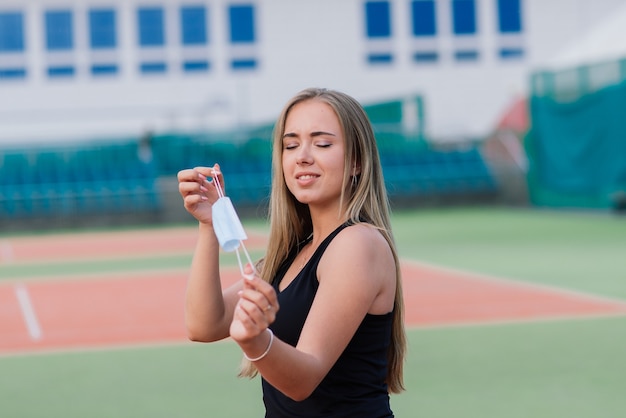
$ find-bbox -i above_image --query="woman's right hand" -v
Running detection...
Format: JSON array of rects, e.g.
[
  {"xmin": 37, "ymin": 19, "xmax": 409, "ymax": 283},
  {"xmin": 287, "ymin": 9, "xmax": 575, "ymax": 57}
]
[{"xmin": 177, "ymin": 164, "xmax": 223, "ymax": 225}]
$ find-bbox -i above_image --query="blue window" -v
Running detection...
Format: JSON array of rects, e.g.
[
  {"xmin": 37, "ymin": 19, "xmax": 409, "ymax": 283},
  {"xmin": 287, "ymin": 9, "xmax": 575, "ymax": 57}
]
[
  {"xmin": 183, "ymin": 60, "xmax": 210, "ymax": 72},
  {"xmin": 411, "ymin": 0, "xmax": 436, "ymax": 36},
  {"xmin": 45, "ymin": 10, "xmax": 73, "ymax": 50},
  {"xmin": 452, "ymin": 0, "xmax": 476, "ymax": 35},
  {"xmin": 228, "ymin": 5, "xmax": 255, "ymax": 43},
  {"xmin": 455, "ymin": 50, "xmax": 479, "ymax": 60},
  {"xmin": 365, "ymin": 1, "xmax": 391, "ymax": 38},
  {"xmin": 48, "ymin": 66, "xmax": 75, "ymax": 77},
  {"xmin": 89, "ymin": 9, "xmax": 117, "ymax": 49},
  {"xmin": 499, "ymin": 48, "xmax": 523, "ymax": 59},
  {"xmin": 231, "ymin": 58, "xmax": 257, "ymax": 70},
  {"xmin": 0, "ymin": 68, "xmax": 26, "ymax": 79},
  {"xmin": 140, "ymin": 62, "xmax": 167, "ymax": 73},
  {"xmin": 138, "ymin": 7, "xmax": 165, "ymax": 47},
  {"xmin": 0, "ymin": 12, "xmax": 25, "ymax": 52},
  {"xmin": 368, "ymin": 53, "xmax": 393, "ymax": 64},
  {"xmin": 91, "ymin": 64, "xmax": 117, "ymax": 75},
  {"xmin": 413, "ymin": 51, "xmax": 438, "ymax": 62},
  {"xmin": 181, "ymin": 6, "xmax": 207, "ymax": 45},
  {"xmin": 497, "ymin": 0, "xmax": 522, "ymax": 33}
]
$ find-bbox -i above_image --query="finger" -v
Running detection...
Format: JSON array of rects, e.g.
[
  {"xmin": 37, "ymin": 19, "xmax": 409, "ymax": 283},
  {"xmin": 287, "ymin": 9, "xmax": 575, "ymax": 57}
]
[
  {"xmin": 183, "ymin": 194, "xmax": 208, "ymax": 209},
  {"xmin": 194, "ymin": 165, "xmax": 217, "ymax": 175},
  {"xmin": 177, "ymin": 168, "xmax": 202, "ymax": 183},
  {"xmin": 178, "ymin": 179, "xmax": 204, "ymax": 194},
  {"xmin": 238, "ymin": 288, "xmax": 270, "ymax": 313},
  {"xmin": 242, "ymin": 271, "xmax": 279, "ymax": 313},
  {"xmin": 178, "ymin": 183, "xmax": 210, "ymax": 204},
  {"xmin": 195, "ymin": 165, "xmax": 221, "ymax": 180},
  {"xmin": 238, "ymin": 287, "xmax": 278, "ymax": 325},
  {"xmin": 242, "ymin": 263, "xmax": 257, "ymax": 282},
  {"xmin": 236, "ymin": 298, "xmax": 266, "ymax": 328}
]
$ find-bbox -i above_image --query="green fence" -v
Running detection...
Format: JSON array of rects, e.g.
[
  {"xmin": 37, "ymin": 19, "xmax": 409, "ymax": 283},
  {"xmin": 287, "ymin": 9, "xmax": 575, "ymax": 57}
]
[{"xmin": 526, "ymin": 74, "xmax": 626, "ymax": 209}]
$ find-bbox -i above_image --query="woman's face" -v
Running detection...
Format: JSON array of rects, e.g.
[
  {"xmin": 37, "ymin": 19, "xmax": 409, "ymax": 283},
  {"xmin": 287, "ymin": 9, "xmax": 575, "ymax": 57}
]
[{"xmin": 281, "ymin": 99, "xmax": 347, "ymax": 210}]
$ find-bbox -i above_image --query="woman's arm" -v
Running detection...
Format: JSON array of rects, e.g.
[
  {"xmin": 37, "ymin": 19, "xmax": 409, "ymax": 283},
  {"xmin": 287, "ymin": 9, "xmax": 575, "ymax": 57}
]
[
  {"xmin": 185, "ymin": 223, "xmax": 243, "ymax": 341},
  {"xmin": 178, "ymin": 166, "xmax": 243, "ymax": 342},
  {"xmin": 233, "ymin": 224, "xmax": 396, "ymax": 400}
]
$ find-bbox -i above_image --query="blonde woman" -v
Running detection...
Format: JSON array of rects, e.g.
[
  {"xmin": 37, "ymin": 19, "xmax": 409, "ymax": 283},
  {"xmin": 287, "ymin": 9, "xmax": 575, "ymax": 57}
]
[{"xmin": 178, "ymin": 88, "xmax": 406, "ymax": 417}]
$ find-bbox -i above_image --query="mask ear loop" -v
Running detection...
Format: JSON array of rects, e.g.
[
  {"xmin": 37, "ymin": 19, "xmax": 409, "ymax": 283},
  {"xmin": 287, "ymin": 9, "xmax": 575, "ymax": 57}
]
[
  {"xmin": 235, "ymin": 241, "xmax": 256, "ymax": 280},
  {"xmin": 212, "ymin": 170, "xmax": 225, "ymax": 199},
  {"xmin": 212, "ymin": 168, "xmax": 256, "ymax": 280}
]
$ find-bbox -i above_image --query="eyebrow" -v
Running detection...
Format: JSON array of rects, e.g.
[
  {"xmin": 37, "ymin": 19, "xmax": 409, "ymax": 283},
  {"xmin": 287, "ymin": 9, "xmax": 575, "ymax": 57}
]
[{"xmin": 282, "ymin": 130, "xmax": 337, "ymax": 139}]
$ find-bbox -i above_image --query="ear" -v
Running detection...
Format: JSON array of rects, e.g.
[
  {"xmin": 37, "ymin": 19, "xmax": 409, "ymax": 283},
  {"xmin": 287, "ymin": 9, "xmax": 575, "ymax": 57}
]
[{"xmin": 351, "ymin": 163, "xmax": 361, "ymax": 177}]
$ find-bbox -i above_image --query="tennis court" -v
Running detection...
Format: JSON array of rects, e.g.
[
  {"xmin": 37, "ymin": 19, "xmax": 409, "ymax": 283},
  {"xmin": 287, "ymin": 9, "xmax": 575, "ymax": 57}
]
[{"xmin": 1, "ymin": 207, "xmax": 625, "ymax": 417}]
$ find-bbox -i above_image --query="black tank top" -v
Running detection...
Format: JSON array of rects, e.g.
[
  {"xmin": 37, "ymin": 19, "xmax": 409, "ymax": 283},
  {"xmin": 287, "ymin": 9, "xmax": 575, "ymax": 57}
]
[{"xmin": 262, "ymin": 221, "xmax": 394, "ymax": 418}]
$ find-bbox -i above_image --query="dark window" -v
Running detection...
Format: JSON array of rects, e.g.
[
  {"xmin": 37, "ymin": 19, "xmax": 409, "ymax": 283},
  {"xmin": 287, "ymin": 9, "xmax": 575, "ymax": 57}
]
[
  {"xmin": 231, "ymin": 58, "xmax": 257, "ymax": 69},
  {"xmin": 181, "ymin": 6, "xmax": 207, "ymax": 45},
  {"xmin": 411, "ymin": 0, "xmax": 436, "ymax": 36},
  {"xmin": 89, "ymin": 9, "xmax": 117, "ymax": 49},
  {"xmin": 140, "ymin": 62, "xmax": 167, "ymax": 73},
  {"xmin": 452, "ymin": 0, "xmax": 476, "ymax": 35},
  {"xmin": 138, "ymin": 7, "xmax": 165, "ymax": 47},
  {"xmin": 455, "ymin": 50, "xmax": 479, "ymax": 61},
  {"xmin": 228, "ymin": 5, "xmax": 255, "ymax": 43},
  {"xmin": 413, "ymin": 51, "xmax": 438, "ymax": 62},
  {"xmin": 183, "ymin": 60, "xmax": 210, "ymax": 72},
  {"xmin": 48, "ymin": 66, "xmax": 75, "ymax": 77},
  {"xmin": 45, "ymin": 10, "xmax": 73, "ymax": 50},
  {"xmin": 497, "ymin": 0, "xmax": 522, "ymax": 33},
  {"xmin": 0, "ymin": 12, "xmax": 25, "ymax": 52},
  {"xmin": 0, "ymin": 68, "xmax": 26, "ymax": 79},
  {"xmin": 91, "ymin": 64, "xmax": 118, "ymax": 75},
  {"xmin": 365, "ymin": 1, "xmax": 391, "ymax": 38},
  {"xmin": 368, "ymin": 53, "xmax": 393, "ymax": 64},
  {"xmin": 499, "ymin": 47, "xmax": 524, "ymax": 59}
]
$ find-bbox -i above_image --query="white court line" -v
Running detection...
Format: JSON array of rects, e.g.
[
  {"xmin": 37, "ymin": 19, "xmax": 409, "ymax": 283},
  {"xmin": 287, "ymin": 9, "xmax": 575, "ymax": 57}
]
[
  {"xmin": 1, "ymin": 240, "xmax": 14, "ymax": 263},
  {"xmin": 14, "ymin": 284, "xmax": 43, "ymax": 341}
]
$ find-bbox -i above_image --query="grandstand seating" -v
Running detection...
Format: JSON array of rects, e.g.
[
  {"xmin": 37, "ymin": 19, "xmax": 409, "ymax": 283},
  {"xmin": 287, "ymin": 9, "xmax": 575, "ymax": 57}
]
[
  {"xmin": 0, "ymin": 128, "xmax": 497, "ymax": 224},
  {"xmin": 0, "ymin": 142, "xmax": 160, "ymax": 222}
]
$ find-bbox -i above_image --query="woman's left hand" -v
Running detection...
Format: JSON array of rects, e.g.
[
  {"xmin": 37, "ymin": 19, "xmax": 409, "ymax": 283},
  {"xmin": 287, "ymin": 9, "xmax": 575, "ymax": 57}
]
[{"xmin": 230, "ymin": 264, "xmax": 279, "ymax": 348}]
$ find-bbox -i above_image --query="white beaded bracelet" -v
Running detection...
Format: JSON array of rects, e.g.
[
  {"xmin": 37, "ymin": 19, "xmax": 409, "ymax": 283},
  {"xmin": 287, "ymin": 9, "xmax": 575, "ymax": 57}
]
[{"xmin": 244, "ymin": 328, "xmax": 274, "ymax": 362}]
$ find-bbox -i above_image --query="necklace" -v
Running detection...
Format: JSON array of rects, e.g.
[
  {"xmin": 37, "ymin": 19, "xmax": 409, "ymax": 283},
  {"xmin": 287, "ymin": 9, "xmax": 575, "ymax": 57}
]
[
  {"xmin": 299, "ymin": 247, "xmax": 309, "ymax": 269},
  {"xmin": 298, "ymin": 242, "xmax": 313, "ymax": 270}
]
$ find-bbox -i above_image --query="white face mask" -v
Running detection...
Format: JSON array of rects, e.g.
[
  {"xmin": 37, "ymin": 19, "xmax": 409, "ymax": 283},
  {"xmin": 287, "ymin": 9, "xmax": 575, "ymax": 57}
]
[
  {"xmin": 211, "ymin": 170, "xmax": 255, "ymax": 279},
  {"xmin": 212, "ymin": 196, "xmax": 247, "ymax": 252}
]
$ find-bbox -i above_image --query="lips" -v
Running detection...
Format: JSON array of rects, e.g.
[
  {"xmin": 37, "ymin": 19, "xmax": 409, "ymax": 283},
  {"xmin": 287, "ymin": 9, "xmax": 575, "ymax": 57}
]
[
  {"xmin": 295, "ymin": 173, "xmax": 320, "ymax": 180},
  {"xmin": 294, "ymin": 172, "xmax": 320, "ymax": 187}
]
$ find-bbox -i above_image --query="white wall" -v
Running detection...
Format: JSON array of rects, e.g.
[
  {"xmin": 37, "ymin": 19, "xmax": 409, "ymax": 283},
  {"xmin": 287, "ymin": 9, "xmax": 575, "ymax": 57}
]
[{"xmin": 0, "ymin": 0, "xmax": 624, "ymax": 145}]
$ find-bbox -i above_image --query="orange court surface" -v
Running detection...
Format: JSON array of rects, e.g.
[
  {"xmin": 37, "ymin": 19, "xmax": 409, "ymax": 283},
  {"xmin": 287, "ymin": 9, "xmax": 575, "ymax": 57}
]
[{"xmin": 2, "ymin": 228, "xmax": 626, "ymax": 356}]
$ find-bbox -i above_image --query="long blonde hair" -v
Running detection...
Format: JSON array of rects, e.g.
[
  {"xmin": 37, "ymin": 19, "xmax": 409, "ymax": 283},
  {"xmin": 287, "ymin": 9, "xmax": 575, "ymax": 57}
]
[{"xmin": 241, "ymin": 88, "xmax": 406, "ymax": 393}]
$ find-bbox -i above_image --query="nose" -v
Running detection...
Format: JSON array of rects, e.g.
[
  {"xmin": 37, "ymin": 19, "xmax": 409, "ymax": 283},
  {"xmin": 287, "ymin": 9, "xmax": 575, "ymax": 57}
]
[{"xmin": 296, "ymin": 143, "xmax": 313, "ymax": 165}]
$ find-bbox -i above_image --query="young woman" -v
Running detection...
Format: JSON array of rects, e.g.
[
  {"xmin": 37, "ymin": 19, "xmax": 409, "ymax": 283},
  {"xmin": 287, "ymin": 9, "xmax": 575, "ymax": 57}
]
[{"xmin": 177, "ymin": 88, "xmax": 406, "ymax": 417}]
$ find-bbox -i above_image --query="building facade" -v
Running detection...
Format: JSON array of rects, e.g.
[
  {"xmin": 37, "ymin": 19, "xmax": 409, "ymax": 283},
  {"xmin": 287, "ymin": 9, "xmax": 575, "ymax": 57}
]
[{"xmin": 0, "ymin": 0, "xmax": 624, "ymax": 144}]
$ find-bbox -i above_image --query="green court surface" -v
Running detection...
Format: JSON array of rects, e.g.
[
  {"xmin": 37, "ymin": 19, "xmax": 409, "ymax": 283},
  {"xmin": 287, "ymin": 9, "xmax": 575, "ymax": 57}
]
[{"xmin": 1, "ymin": 207, "xmax": 625, "ymax": 417}]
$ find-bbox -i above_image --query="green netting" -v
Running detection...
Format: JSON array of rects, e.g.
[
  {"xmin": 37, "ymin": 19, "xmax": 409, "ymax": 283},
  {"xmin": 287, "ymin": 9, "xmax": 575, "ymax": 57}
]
[
  {"xmin": 526, "ymin": 80, "xmax": 626, "ymax": 209},
  {"xmin": 531, "ymin": 57, "xmax": 626, "ymax": 102},
  {"xmin": 363, "ymin": 100, "xmax": 403, "ymax": 125}
]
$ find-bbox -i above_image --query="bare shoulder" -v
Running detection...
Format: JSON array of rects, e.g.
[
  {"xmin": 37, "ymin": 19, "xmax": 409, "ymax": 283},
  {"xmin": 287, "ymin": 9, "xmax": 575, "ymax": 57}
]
[
  {"xmin": 320, "ymin": 223, "xmax": 394, "ymax": 277},
  {"xmin": 333, "ymin": 222, "xmax": 390, "ymax": 250}
]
